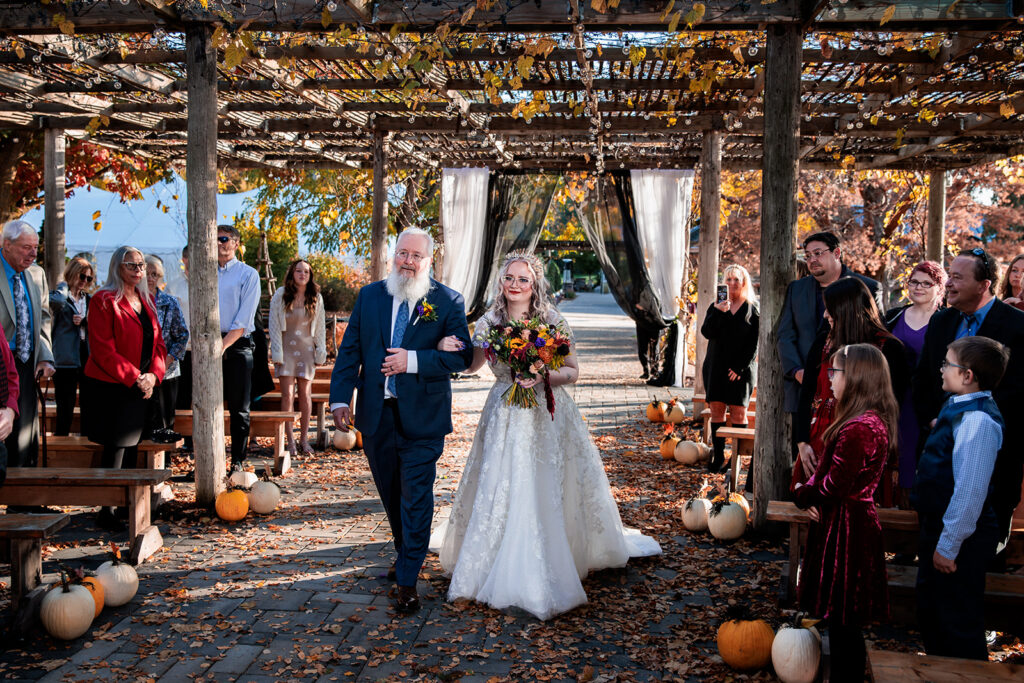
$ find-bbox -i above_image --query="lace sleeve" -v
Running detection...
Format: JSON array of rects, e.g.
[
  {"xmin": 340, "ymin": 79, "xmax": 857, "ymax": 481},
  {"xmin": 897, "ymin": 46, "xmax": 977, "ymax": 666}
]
[
  {"xmin": 472, "ymin": 313, "xmax": 493, "ymax": 348},
  {"xmin": 546, "ymin": 309, "xmax": 576, "ymax": 349}
]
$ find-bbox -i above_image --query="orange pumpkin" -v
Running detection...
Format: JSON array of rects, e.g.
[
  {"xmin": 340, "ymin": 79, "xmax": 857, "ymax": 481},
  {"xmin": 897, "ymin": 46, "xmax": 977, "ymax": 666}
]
[
  {"xmin": 646, "ymin": 400, "xmax": 667, "ymax": 423},
  {"xmin": 354, "ymin": 429, "xmax": 363, "ymax": 450},
  {"xmin": 660, "ymin": 435, "xmax": 681, "ymax": 460},
  {"xmin": 717, "ymin": 614, "xmax": 775, "ymax": 671},
  {"xmin": 80, "ymin": 576, "xmax": 104, "ymax": 617},
  {"xmin": 215, "ymin": 489, "xmax": 249, "ymax": 522}
]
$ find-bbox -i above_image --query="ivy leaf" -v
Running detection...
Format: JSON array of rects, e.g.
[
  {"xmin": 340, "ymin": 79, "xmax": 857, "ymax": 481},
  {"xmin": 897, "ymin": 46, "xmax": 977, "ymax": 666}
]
[{"xmin": 879, "ymin": 5, "xmax": 896, "ymax": 26}]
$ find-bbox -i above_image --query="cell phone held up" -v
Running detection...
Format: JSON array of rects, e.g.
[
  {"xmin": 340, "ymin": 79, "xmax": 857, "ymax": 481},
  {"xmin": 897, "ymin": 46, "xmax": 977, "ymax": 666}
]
[{"xmin": 716, "ymin": 285, "xmax": 728, "ymax": 304}]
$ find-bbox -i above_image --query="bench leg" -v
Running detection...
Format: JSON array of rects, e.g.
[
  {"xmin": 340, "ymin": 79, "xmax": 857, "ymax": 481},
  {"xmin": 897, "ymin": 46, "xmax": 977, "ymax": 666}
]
[
  {"xmin": 316, "ymin": 403, "xmax": 328, "ymax": 450},
  {"xmin": 9, "ymin": 538, "xmax": 41, "ymax": 606},
  {"xmin": 728, "ymin": 438, "xmax": 740, "ymax": 493},
  {"xmin": 128, "ymin": 485, "xmax": 163, "ymax": 565},
  {"xmin": 142, "ymin": 449, "xmax": 175, "ymax": 509},
  {"xmin": 273, "ymin": 422, "xmax": 291, "ymax": 476},
  {"xmin": 784, "ymin": 523, "xmax": 802, "ymax": 604}
]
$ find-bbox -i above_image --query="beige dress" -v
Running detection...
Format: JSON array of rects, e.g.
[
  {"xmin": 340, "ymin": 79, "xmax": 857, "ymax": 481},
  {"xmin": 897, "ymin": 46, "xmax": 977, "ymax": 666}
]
[{"xmin": 280, "ymin": 306, "xmax": 316, "ymax": 379}]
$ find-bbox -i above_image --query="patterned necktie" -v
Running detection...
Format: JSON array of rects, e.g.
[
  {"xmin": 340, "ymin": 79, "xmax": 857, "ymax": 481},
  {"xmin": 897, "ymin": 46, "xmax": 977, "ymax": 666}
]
[
  {"xmin": 387, "ymin": 300, "xmax": 409, "ymax": 397},
  {"xmin": 12, "ymin": 274, "xmax": 31, "ymax": 363},
  {"xmin": 961, "ymin": 312, "xmax": 978, "ymax": 339}
]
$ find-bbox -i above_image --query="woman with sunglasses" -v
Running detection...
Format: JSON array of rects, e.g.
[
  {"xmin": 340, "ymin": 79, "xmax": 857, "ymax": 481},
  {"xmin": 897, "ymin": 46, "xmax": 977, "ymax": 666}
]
[
  {"xmin": 48, "ymin": 256, "xmax": 95, "ymax": 436},
  {"xmin": 884, "ymin": 261, "xmax": 946, "ymax": 506}
]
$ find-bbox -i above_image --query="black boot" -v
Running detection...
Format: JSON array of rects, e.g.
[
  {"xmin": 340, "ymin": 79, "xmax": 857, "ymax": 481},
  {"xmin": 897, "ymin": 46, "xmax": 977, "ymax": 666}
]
[{"xmin": 708, "ymin": 421, "xmax": 727, "ymax": 472}]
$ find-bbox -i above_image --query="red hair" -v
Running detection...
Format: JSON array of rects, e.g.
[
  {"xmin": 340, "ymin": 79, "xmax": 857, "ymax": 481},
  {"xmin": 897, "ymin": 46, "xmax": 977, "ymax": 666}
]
[{"xmin": 910, "ymin": 260, "xmax": 947, "ymax": 289}]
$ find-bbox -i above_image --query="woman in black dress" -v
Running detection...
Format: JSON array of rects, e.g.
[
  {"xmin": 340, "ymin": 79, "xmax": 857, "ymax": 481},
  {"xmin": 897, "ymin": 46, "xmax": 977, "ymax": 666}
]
[{"xmin": 701, "ymin": 264, "xmax": 759, "ymax": 472}]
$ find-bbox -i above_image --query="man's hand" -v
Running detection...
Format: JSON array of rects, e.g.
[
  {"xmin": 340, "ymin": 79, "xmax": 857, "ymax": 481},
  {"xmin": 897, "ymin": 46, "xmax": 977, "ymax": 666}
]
[
  {"xmin": 221, "ymin": 329, "xmax": 244, "ymax": 355},
  {"xmin": 794, "ymin": 368, "xmax": 805, "ymax": 384},
  {"xmin": 382, "ymin": 348, "xmax": 408, "ymax": 376},
  {"xmin": 0, "ymin": 406, "xmax": 15, "ymax": 441},
  {"xmin": 798, "ymin": 442, "xmax": 818, "ymax": 478},
  {"xmin": 933, "ymin": 551, "xmax": 957, "ymax": 574},
  {"xmin": 35, "ymin": 361, "xmax": 55, "ymax": 380},
  {"xmin": 332, "ymin": 406, "xmax": 353, "ymax": 432}
]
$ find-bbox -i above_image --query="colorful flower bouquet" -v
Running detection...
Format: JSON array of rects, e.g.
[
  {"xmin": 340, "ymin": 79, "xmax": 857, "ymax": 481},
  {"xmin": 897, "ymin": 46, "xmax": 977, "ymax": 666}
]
[{"xmin": 481, "ymin": 318, "xmax": 571, "ymax": 418}]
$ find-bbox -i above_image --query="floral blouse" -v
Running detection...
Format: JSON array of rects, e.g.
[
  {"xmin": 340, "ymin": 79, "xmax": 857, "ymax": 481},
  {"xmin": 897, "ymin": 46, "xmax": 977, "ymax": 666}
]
[{"xmin": 154, "ymin": 289, "xmax": 189, "ymax": 379}]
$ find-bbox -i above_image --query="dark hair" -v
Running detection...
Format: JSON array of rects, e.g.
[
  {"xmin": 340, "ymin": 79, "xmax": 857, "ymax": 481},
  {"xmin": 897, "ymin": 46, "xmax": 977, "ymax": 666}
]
[
  {"xmin": 822, "ymin": 343, "xmax": 899, "ymax": 456},
  {"xmin": 217, "ymin": 224, "xmax": 240, "ymax": 240},
  {"xmin": 283, "ymin": 259, "xmax": 320, "ymax": 317},
  {"xmin": 958, "ymin": 248, "xmax": 998, "ymax": 294},
  {"xmin": 182, "ymin": 244, "xmax": 189, "ymax": 258},
  {"xmin": 947, "ymin": 336, "xmax": 1010, "ymax": 391},
  {"xmin": 802, "ymin": 231, "xmax": 840, "ymax": 252},
  {"xmin": 998, "ymin": 253, "xmax": 1024, "ymax": 299},
  {"xmin": 824, "ymin": 277, "xmax": 897, "ymax": 348}
]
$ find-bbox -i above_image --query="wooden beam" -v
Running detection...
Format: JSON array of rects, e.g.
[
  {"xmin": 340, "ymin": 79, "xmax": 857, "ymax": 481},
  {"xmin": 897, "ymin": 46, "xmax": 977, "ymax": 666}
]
[
  {"xmin": 694, "ymin": 130, "xmax": 722, "ymax": 396},
  {"xmin": 927, "ymin": 170, "xmax": 947, "ymax": 265},
  {"xmin": 42, "ymin": 128, "xmax": 65, "ymax": 289},
  {"xmin": 185, "ymin": 23, "xmax": 226, "ymax": 508},
  {"xmin": 754, "ymin": 23, "xmax": 803, "ymax": 528},
  {"xmin": 369, "ymin": 127, "xmax": 388, "ymax": 282}
]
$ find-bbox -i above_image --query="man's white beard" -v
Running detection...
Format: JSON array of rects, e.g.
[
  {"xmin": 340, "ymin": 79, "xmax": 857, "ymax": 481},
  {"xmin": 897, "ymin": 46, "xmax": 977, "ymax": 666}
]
[{"xmin": 386, "ymin": 267, "xmax": 431, "ymax": 305}]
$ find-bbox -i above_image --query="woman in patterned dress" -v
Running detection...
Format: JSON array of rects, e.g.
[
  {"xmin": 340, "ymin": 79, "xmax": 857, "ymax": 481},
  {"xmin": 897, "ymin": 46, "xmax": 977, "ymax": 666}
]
[{"xmin": 145, "ymin": 254, "xmax": 189, "ymax": 443}]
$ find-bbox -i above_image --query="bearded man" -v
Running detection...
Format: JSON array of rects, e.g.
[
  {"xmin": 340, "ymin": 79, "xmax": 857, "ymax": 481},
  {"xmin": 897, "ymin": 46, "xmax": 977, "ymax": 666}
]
[{"xmin": 329, "ymin": 228, "xmax": 473, "ymax": 614}]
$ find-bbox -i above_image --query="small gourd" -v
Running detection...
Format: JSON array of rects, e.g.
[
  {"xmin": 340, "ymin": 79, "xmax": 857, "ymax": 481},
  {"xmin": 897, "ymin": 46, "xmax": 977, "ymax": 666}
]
[
  {"xmin": 248, "ymin": 468, "xmax": 281, "ymax": 515},
  {"xmin": 73, "ymin": 570, "xmax": 105, "ymax": 618},
  {"xmin": 680, "ymin": 496, "xmax": 711, "ymax": 532},
  {"xmin": 96, "ymin": 543, "xmax": 139, "ymax": 607},
  {"xmin": 216, "ymin": 488, "xmax": 250, "ymax": 522},
  {"xmin": 660, "ymin": 434, "xmax": 681, "ymax": 460},
  {"xmin": 332, "ymin": 427, "xmax": 357, "ymax": 451},
  {"xmin": 645, "ymin": 400, "xmax": 667, "ymax": 423},
  {"xmin": 41, "ymin": 571, "xmax": 95, "ymax": 641},
  {"xmin": 717, "ymin": 606, "xmax": 775, "ymax": 671},
  {"xmin": 674, "ymin": 440, "xmax": 709, "ymax": 465},
  {"xmin": 228, "ymin": 466, "xmax": 258, "ymax": 490},
  {"xmin": 772, "ymin": 613, "xmax": 822, "ymax": 683},
  {"xmin": 708, "ymin": 498, "xmax": 748, "ymax": 540}
]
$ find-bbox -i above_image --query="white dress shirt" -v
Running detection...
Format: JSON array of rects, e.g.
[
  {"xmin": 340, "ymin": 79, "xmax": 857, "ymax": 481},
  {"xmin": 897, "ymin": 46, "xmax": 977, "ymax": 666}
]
[
  {"xmin": 217, "ymin": 258, "xmax": 261, "ymax": 335},
  {"xmin": 330, "ymin": 295, "xmax": 419, "ymax": 411}
]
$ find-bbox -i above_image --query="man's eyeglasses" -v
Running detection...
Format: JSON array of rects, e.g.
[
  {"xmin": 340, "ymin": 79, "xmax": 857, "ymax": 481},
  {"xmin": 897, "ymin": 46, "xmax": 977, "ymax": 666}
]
[
  {"xmin": 826, "ymin": 367, "xmax": 844, "ymax": 379},
  {"xmin": 502, "ymin": 275, "xmax": 533, "ymax": 287},
  {"xmin": 217, "ymin": 235, "xmax": 232, "ymax": 244},
  {"xmin": 907, "ymin": 279, "xmax": 935, "ymax": 290},
  {"xmin": 395, "ymin": 250, "xmax": 427, "ymax": 263},
  {"xmin": 122, "ymin": 262, "xmax": 146, "ymax": 272},
  {"xmin": 804, "ymin": 247, "xmax": 833, "ymax": 260},
  {"xmin": 78, "ymin": 273, "xmax": 93, "ymax": 283},
  {"xmin": 941, "ymin": 359, "xmax": 967, "ymax": 371}
]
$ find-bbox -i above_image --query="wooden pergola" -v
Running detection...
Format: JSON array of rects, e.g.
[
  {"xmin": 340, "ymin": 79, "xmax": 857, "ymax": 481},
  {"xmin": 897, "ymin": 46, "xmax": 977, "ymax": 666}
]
[{"xmin": 3, "ymin": 0, "xmax": 1024, "ymax": 520}]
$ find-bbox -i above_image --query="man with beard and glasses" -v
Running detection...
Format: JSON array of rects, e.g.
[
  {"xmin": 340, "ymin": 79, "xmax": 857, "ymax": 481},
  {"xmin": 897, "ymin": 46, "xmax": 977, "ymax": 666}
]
[{"xmin": 330, "ymin": 228, "xmax": 473, "ymax": 614}]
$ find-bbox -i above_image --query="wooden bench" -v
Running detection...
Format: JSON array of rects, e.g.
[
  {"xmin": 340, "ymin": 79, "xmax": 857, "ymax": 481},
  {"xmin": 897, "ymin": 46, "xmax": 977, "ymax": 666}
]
[
  {"xmin": 0, "ymin": 468, "xmax": 170, "ymax": 564},
  {"xmin": 868, "ymin": 649, "xmax": 1024, "ymax": 682},
  {"xmin": 886, "ymin": 564, "xmax": 1024, "ymax": 633},
  {"xmin": 700, "ymin": 409, "xmax": 757, "ymax": 442},
  {"xmin": 719, "ymin": 426, "xmax": 756, "ymax": 492},
  {"xmin": 42, "ymin": 436, "xmax": 180, "ymax": 508},
  {"xmin": 0, "ymin": 513, "xmax": 70, "ymax": 609},
  {"xmin": 173, "ymin": 410, "xmax": 297, "ymax": 476},
  {"xmin": 254, "ymin": 391, "xmax": 330, "ymax": 449}
]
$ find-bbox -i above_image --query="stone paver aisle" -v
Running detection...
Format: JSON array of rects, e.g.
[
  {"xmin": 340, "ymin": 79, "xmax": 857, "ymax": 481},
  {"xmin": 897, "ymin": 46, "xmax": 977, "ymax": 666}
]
[{"xmin": 3, "ymin": 293, "xmax": 769, "ymax": 683}]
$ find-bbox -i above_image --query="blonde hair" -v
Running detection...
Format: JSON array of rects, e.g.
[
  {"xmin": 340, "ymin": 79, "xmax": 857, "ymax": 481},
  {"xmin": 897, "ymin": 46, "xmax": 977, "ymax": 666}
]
[
  {"xmin": 722, "ymin": 264, "xmax": 757, "ymax": 322},
  {"xmin": 63, "ymin": 256, "xmax": 93, "ymax": 292},
  {"xmin": 489, "ymin": 251, "xmax": 554, "ymax": 324}
]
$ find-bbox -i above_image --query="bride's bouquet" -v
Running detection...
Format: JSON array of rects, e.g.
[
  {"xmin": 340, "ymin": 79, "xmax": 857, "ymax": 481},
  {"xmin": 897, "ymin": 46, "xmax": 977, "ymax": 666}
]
[{"xmin": 481, "ymin": 318, "xmax": 571, "ymax": 418}]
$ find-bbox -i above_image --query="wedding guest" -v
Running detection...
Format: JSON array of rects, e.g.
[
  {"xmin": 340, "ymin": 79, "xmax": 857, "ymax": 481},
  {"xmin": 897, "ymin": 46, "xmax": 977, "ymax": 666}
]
[
  {"xmin": 269, "ymin": 259, "xmax": 326, "ymax": 455},
  {"xmin": 49, "ymin": 257, "xmax": 93, "ymax": 436},
  {"xmin": 914, "ymin": 336, "xmax": 1009, "ymax": 659},
  {"xmin": 0, "ymin": 326, "xmax": 21, "ymax": 483},
  {"xmin": 81, "ymin": 246, "xmax": 165, "ymax": 529},
  {"xmin": 170, "ymin": 245, "xmax": 192, "ymax": 414},
  {"xmin": 884, "ymin": 261, "xmax": 945, "ymax": 506},
  {"xmin": 794, "ymin": 343, "xmax": 896, "ymax": 683},
  {"xmin": 145, "ymin": 255, "xmax": 188, "ymax": 443},
  {"xmin": 700, "ymin": 264, "xmax": 759, "ymax": 474},
  {"xmin": 998, "ymin": 253, "xmax": 1024, "ymax": 311},
  {"xmin": 794, "ymin": 277, "xmax": 907, "ymax": 489}
]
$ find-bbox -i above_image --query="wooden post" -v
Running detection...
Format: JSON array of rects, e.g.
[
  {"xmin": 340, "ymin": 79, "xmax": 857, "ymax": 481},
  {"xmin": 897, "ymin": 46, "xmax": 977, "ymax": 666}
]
[
  {"xmin": 694, "ymin": 131, "xmax": 723, "ymax": 395},
  {"xmin": 185, "ymin": 24, "xmax": 226, "ymax": 507},
  {"xmin": 370, "ymin": 127, "xmax": 388, "ymax": 281},
  {"xmin": 926, "ymin": 170, "xmax": 946, "ymax": 265},
  {"xmin": 753, "ymin": 23, "xmax": 803, "ymax": 528},
  {"xmin": 43, "ymin": 128, "xmax": 65, "ymax": 288}
]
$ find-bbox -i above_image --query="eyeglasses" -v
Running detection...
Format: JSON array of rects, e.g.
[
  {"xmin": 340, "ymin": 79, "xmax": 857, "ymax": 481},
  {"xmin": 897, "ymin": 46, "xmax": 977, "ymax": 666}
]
[
  {"xmin": 963, "ymin": 247, "xmax": 992, "ymax": 272},
  {"xmin": 395, "ymin": 250, "xmax": 427, "ymax": 263},
  {"xmin": 941, "ymin": 359, "xmax": 967, "ymax": 371},
  {"xmin": 804, "ymin": 247, "xmax": 833, "ymax": 261},
  {"xmin": 826, "ymin": 367, "xmax": 844, "ymax": 379},
  {"xmin": 122, "ymin": 262, "xmax": 146, "ymax": 272},
  {"xmin": 217, "ymin": 235, "xmax": 233, "ymax": 244},
  {"xmin": 502, "ymin": 275, "xmax": 533, "ymax": 287},
  {"xmin": 907, "ymin": 279, "xmax": 936, "ymax": 289},
  {"xmin": 78, "ymin": 273, "xmax": 93, "ymax": 283}
]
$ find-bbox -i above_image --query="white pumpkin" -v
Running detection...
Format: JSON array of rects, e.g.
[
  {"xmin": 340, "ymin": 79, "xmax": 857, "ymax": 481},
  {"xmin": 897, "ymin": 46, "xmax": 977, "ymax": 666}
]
[
  {"xmin": 708, "ymin": 500, "xmax": 747, "ymax": 540},
  {"xmin": 332, "ymin": 428, "xmax": 357, "ymax": 451},
  {"xmin": 771, "ymin": 623, "xmax": 821, "ymax": 683},
  {"xmin": 681, "ymin": 497, "xmax": 711, "ymax": 531},
  {"xmin": 96, "ymin": 559, "xmax": 139, "ymax": 607},
  {"xmin": 228, "ymin": 468, "xmax": 258, "ymax": 489},
  {"xmin": 665, "ymin": 403, "xmax": 686, "ymax": 424},
  {"xmin": 248, "ymin": 480, "xmax": 281, "ymax": 514},
  {"xmin": 41, "ymin": 580, "xmax": 95, "ymax": 640},
  {"xmin": 674, "ymin": 440, "xmax": 709, "ymax": 465}
]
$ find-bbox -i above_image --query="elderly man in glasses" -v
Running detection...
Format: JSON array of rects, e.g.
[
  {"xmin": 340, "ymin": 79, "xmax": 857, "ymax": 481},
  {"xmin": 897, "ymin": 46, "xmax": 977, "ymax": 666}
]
[
  {"xmin": 0, "ymin": 220, "xmax": 55, "ymax": 474},
  {"xmin": 913, "ymin": 247, "xmax": 1024, "ymax": 561},
  {"xmin": 216, "ymin": 225, "xmax": 261, "ymax": 466}
]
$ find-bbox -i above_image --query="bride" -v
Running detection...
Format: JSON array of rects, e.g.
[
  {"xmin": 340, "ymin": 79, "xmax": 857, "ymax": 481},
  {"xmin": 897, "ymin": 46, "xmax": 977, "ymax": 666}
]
[{"xmin": 431, "ymin": 252, "xmax": 662, "ymax": 620}]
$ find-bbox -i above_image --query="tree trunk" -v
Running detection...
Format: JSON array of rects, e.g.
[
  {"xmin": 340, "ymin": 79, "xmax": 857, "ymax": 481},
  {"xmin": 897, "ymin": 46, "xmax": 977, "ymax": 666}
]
[
  {"xmin": 695, "ymin": 131, "xmax": 723, "ymax": 395},
  {"xmin": 43, "ymin": 129, "xmax": 66, "ymax": 289},
  {"xmin": 0, "ymin": 133, "xmax": 36, "ymax": 224},
  {"xmin": 753, "ymin": 22, "xmax": 803, "ymax": 528},
  {"xmin": 927, "ymin": 170, "xmax": 946, "ymax": 265},
  {"xmin": 186, "ymin": 24, "xmax": 226, "ymax": 507},
  {"xmin": 369, "ymin": 128, "xmax": 388, "ymax": 281}
]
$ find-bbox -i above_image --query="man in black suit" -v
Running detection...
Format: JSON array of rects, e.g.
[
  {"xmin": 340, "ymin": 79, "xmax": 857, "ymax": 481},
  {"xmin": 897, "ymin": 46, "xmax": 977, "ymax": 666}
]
[
  {"xmin": 913, "ymin": 247, "xmax": 1024, "ymax": 544},
  {"xmin": 777, "ymin": 231, "xmax": 881, "ymax": 414}
]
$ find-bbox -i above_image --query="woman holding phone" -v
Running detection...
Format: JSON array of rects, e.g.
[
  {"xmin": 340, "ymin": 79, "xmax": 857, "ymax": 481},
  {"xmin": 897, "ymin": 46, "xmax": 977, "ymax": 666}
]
[{"xmin": 700, "ymin": 265, "xmax": 759, "ymax": 473}]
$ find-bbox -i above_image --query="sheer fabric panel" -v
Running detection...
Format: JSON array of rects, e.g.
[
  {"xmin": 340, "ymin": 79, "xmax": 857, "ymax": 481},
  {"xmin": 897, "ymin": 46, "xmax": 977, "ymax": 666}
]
[{"xmin": 439, "ymin": 167, "xmax": 490, "ymax": 308}]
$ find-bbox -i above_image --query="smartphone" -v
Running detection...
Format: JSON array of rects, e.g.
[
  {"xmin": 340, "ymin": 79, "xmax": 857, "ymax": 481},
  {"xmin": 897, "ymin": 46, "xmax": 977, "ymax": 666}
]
[{"xmin": 716, "ymin": 285, "xmax": 728, "ymax": 304}]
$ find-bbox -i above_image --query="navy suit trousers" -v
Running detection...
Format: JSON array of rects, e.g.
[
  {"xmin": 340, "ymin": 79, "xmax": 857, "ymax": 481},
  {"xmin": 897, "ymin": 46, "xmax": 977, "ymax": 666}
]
[{"xmin": 364, "ymin": 399, "xmax": 444, "ymax": 587}]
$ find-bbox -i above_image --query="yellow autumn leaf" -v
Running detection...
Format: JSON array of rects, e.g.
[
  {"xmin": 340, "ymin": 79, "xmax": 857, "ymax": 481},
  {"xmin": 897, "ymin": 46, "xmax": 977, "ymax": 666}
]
[
  {"xmin": 91, "ymin": 210, "xmax": 101, "ymax": 220},
  {"xmin": 879, "ymin": 5, "xmax": 896, "ymax": 26},
  {"xmin": 667, "ymin": 10, "xmax": 682, "ymax": 33},
  {"xmin": 14, "ymin": 44, "xmax": 25, "ymax": 60},
  {"xmin": 731, "ymin": 45, "xmax": 745, "ymax": 64},
  {"xmin": 93, "ymin": 221, "xmax": 102, "ymax": 231},
  {"xmin": 321, "ymin": 5, "xmax": 332, "ymax": 29},
  {"xmin": 684, "ymin": 3, "xmax": 705, "ymax": 28},
  {"xmin": 841, "ymin": 155, "xmax": 855, "ymax": 169},
  {"xmin": 660, "ymin": 0, "xmax": 675, "ymax": 22},
  {"xmin": 1000, "ymin": 102, "xmax": 1015, "ymax": 118},
  {"xmin": 460, "ymin": 5, "xmax": 475, "ymax": 24},
  {"xmin": 894, "ymin": 127, "xmax": 905, "ymax": 149}
]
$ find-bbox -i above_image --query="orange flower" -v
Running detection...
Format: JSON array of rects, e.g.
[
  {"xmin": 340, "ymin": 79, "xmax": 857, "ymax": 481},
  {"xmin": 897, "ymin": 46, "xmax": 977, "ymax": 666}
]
[{"xmin": 538, "ymin": 346, "xmax": 554, "ymax": 363}]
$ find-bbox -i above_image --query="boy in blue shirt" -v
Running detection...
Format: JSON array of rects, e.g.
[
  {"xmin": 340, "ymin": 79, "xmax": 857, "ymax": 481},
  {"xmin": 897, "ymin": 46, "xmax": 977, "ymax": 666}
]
[{"xmin": 913, "ymin": 336, "xmax": 1009, "ymax": 659}]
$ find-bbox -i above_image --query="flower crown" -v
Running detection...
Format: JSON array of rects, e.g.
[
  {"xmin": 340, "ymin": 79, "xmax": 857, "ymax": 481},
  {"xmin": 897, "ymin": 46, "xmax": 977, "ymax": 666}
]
[{"xmin": 501, "ymin": 250, "xmax": 545, "ymax": 274}]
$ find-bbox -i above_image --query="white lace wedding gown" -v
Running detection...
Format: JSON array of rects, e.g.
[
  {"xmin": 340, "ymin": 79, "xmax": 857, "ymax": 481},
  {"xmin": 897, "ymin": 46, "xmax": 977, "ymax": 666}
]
[{"xmin": 431, "ymin": 310, "xmax": 662, "ymax": 620}]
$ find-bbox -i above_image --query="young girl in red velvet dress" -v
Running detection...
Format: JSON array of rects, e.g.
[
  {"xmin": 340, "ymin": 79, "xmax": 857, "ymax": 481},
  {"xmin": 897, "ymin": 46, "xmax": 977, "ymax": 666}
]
[{"xmin": 794, "ymin": 343, "xmax": 899, "ymax": 682}]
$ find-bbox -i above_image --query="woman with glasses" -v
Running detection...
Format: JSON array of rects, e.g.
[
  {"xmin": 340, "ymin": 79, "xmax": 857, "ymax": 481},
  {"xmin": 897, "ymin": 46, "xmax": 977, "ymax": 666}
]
[
  {"xmin": 269, "ymin": 259, "xmax": 326, "ymax": 456},
  {"xmin": 144, "ymin": 254, "xmax": 188, "ymax": 443},
  {"xmin": 998, "ymin": 253, "xmax": 1024, "ymax": 311},
  {"xmin": 81, "ymin": 246, "xmax": 166, "ymax": 530},
  {"xmin": 48, "ymin": 256, "xmax": 94, "ymax": 436},
  {"xmin": 884, "ymin": 261, "xmax": 946, "ymax": 506}
]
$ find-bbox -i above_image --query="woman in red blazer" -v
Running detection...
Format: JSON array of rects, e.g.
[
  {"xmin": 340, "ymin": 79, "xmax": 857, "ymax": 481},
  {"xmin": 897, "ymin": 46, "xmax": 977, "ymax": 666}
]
[{"xmin": 82, "ymin": 246, "xmax": 166, "ymax": 529}]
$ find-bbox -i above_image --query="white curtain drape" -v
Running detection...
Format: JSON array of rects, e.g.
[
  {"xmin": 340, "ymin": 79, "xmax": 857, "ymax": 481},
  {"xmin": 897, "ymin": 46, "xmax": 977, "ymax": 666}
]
[
  {"xmin": 439, "ymin": 168, "xmax": 490, "ymax": 302},
  {"xmin": 630, "ymin": 169, "xmax": 696, "ymax": 387}
]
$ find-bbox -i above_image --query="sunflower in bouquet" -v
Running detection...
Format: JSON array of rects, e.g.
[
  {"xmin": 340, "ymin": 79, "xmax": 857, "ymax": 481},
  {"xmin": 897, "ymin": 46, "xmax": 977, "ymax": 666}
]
[{"xmin": 482, "ymin": 317, "xmax": 572, "ymax": 418}]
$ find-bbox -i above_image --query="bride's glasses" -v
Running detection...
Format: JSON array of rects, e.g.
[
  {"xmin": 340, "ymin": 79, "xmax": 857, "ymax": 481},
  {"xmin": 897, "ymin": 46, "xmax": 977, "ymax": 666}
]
[{"xmin": 502, "ymin": 275, "xmax": 532, "ymax": 287}]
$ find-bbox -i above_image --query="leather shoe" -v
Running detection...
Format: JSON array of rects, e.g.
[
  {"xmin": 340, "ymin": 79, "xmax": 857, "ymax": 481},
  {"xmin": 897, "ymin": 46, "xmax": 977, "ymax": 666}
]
[
  {"xmin": 386, "ymin": 565, "xmax": 397, "ymax": 582},
  {"xmin": 393, "ymin": 585, "xmax": 419, "ymax": 614}
]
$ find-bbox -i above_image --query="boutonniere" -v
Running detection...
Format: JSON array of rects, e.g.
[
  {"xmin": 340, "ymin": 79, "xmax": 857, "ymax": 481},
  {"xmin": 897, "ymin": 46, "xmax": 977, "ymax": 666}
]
[{"xmin": 412, "ymin": 299, "xmax": 437, "ymax": 325}]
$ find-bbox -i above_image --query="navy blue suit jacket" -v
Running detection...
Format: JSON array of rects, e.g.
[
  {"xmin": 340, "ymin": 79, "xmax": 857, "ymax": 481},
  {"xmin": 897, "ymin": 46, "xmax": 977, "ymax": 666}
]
[{"xmin": 329, "ymin": 279, "xmax": 473, "ymax": 440}]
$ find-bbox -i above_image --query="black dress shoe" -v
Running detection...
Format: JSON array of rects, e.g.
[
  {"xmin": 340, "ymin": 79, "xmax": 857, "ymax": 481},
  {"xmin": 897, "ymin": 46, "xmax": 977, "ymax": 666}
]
[
  {"xmin": 387, "ymin": 565, "xmax": 397, "ymax": 582},
  {"xmin": 393, "ymin": 585, "xmax": 419, "ymax": 614}
]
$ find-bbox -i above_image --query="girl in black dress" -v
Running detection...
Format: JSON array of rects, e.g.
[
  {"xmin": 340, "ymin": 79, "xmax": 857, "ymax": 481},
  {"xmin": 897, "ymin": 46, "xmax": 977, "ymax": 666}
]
[{"xmin": 701, "ymin": 264, "xmax": 759, "ymax": 472}]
